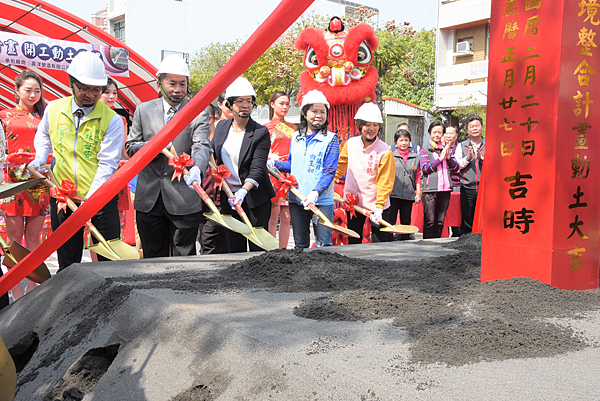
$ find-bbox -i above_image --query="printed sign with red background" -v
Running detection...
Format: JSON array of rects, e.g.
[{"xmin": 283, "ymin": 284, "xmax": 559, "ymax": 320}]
[{"xmin": 481, "ymin": 0, "xmax": 600, "ymax": 290}]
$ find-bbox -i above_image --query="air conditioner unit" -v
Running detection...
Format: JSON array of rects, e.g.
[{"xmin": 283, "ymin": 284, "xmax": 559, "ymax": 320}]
[{"xmin": 456, "ymin": 41, "xmax": 473, "ymax": 54}]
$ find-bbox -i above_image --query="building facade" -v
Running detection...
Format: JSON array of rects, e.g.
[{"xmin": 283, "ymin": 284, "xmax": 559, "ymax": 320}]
[{"xmin": 434, "ymin": 0, "xmax": 490, "ymax": 123}]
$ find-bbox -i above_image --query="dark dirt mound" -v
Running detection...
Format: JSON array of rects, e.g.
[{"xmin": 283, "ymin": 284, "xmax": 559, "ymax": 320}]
[
  {"xmin": 222, "ymin": 247, "xmax": 480, "ymax": 294},
  {"xmin": 285, "ymin": 235, "xmax": 600, "ymax": 366},
  {"xmin": 114, "ymin": 234, "xmax": 600, "ymax": 366}
]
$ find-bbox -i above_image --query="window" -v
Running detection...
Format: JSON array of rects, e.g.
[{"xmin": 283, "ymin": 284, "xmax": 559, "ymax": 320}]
[{"xmin": 113, "ymin": 20, "xmax": 125, "ymax": 42}]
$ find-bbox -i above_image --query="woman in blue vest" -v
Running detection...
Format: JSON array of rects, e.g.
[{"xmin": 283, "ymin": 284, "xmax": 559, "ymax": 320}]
[{"xmin": 270, "ymin": 90, "xmax": 340, "ymax": 248}]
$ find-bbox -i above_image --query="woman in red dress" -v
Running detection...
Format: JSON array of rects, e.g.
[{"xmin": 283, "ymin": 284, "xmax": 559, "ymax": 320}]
[
  {"xmin": 265, "ymin": 91, "xmax": 295, "ymax": 249},
  {"xmin": 0, "ymin": 70, "xmax": 49, "ymax": 298}
]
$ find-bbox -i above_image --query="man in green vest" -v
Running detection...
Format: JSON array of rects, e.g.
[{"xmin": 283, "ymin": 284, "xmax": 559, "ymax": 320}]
[{"xmin": 30, "ymin": 51, "xmax": 124, "ymax": 270}]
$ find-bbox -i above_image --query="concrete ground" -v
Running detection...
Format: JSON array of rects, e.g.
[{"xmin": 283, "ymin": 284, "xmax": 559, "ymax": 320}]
[{"xmin": 1, "ymin": 240, "xmax": 600, "ymax": 400}]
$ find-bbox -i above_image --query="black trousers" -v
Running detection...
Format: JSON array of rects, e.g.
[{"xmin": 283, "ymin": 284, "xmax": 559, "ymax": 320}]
[
  {"xmin": 422, "ymin": 191, "xmax": 451, "ymax": 239},
  {"xmin": 51, "ymin": 196, "xmax": 120, "ymax": 271},
  {"xmin": 198, "ymin": 215, "xmax": 227, "ymax": 254},
  {"xmin": 136, "ymin": 193, "xmax": 201, "ymax": 258},
  {"xmin": 346, "ymin": 207, "xmax": 392, "ymax": 244},
  {"xmin": 460, "ymin": 187, "xmax": 479, "ymax": 235},
  {"xmin": 388, "ymin": 197, "xmax": 414, "ymax": 240},
  {"xmin": 219, "ymin": 191, "xmax": 271, "ymax": 253}
]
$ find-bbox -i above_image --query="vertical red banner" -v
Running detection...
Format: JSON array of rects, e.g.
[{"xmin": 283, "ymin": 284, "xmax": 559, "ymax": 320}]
[{"xmin": 482, "ymin": 0, "xmax": 600, "ymax": 290}]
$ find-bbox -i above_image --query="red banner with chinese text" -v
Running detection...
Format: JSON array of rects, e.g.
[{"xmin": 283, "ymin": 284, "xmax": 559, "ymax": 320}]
[{"xmin": 482, "ymin": 0, "xmax": 600, "ymax": 290}]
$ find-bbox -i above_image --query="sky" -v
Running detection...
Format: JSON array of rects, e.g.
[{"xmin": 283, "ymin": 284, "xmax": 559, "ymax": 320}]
[{"xmin": 45, "ymin": 0, "xmax": 437, "ymax": 33}]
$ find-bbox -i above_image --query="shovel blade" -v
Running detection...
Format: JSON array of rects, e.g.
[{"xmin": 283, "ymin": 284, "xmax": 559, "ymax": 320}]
[
  {"xmin": 248, "ymin": 227, "xmax": 278, "ymax": 250},
  {"xmin": 381, "ymin": 224, "xmax": 419, "ymax": 234},
  {"xmin": 319, "ymin": 221, "xmax": 361, "ymax": 239},
  {"xmin": 0, "ymin": 335, "xmax": 16, "ymax": 401},
  {"xmin": 3, "ymin": 241, "xmax": 51, "ymax": 283},
  {"xmin": 88, "ymin": 242, "xmax": 122, "ymax": 261},
  {"xmin": 204, "ymin": 213, "xmax": 253, "ymax": 236},
  {"xmin": 105, "ymin": 239, "xmax": 140, "ymax": 260}
]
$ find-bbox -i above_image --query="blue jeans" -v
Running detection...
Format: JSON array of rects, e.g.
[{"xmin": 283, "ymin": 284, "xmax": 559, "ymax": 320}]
[{"xmin": 289, "ymin": 202, "xmax": 333, "ymax": 248}]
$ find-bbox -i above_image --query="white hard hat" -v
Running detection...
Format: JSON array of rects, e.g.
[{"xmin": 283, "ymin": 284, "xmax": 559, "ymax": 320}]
[
  {"xmin": 300, "ymin": 90, "xmax": 330, "ymax": 109},
  {"xmin": 157, "ymin": 55, "xmax": 190, "ymax": 78},
  {"xmin": 225, "ymin": 77, "xmax": 257, "ymax": 98},
  {"xmin": 354, "ymin": 102, "xmax": 383, "ymax": 123},
  {"xmin": 67, "ymin": 51, "xmax": 107, "ymax": 86}
]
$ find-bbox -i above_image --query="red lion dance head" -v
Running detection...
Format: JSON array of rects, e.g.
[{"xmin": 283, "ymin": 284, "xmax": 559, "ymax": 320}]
[{"xmin": 295, "ymin": 17, "xmax": 379, "ymax": 140}]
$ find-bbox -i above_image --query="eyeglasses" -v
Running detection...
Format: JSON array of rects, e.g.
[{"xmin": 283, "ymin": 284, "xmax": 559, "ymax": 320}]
[
  {"xmin": 233, "ymin": 99, "xmax": 254, "ymax": 106},
  {"xmin": 73, "ymin": 82, "xmax": 103, "ymax": 95}
]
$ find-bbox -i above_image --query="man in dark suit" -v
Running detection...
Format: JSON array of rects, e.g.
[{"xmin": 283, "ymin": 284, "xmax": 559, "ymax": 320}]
[
  {"xmin": 125, "ymin": 55, "xmax": 210, "ymax": 257},
  {"xmin": 211, "ymin": 77, "xmax": 275, "ymax": 252}
]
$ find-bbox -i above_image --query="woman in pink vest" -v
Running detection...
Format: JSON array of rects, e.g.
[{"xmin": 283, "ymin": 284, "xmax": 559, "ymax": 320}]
[{"xmin": 335, "ymin": 103, "xmax": 395, "ymax": 244}]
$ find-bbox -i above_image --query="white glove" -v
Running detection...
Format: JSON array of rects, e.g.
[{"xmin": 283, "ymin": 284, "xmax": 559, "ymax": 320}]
[
  {"xmin": 28, "ymin": 159, "xmax": 47, "ymax": 174},
  {"xmin": 184, "ymin": 166, "xmax": 201, "ymax": 189},
  {"xmin": 370, "ymin": 208, "xmax": 383, "ymax": 225},
  {"xmin": 267, "ymin": 159, "xmax": 276, "ymax": 169},
  {"xmin": 228, "ymin": 188, "xmax": 248, "ymax": 208},
  {"xmin": 301, "ymin": 190, "xmax": 319, "ymax": 210}
]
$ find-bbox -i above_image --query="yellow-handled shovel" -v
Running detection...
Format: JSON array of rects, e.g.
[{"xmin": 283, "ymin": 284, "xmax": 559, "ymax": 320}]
[
  {"xmin": 209, "ymin": 156, "xmax": 278, "ymax": 251},
  {"xmin": 28, "ymin": 166, "xmax": 139, "ymax": 261},
  {"xmin": 333, "ymin": 194, "xmax": 419, "ymax": 234},
  {"xmin": 268, "ymin": 166, "xmax": 360, "ymax": 239},
  {"xmin": 161, "ymin": 148, "xmax": 251, "ymax": 236}
]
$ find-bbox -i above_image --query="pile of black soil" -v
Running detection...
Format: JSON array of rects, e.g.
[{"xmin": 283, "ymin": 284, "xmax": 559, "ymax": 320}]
[
  {"xmin": 117, "ymin": 233, "xmax": 600, "ymax": 366},
  {"xmin": 286, "ymin": 234, "xmax": 600, "ymax": 365}
]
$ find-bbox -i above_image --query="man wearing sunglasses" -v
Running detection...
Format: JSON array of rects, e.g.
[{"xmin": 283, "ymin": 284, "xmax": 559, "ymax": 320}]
[{"xmin": 30, "ymin": 51, "xmax": 124, "ymax": 270}]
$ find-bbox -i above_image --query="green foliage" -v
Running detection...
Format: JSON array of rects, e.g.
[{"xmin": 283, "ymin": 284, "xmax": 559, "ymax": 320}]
[
  {"xmin": 452, "ymin": 95, "xmax": 487, "ymax": 141},
  {"xmin": 188, "ymin": 9, "xmax": 436, "ymax": 108},
  {"xmin": 244, "ymin": 14, "xmax": 330, "ymax": 104},
  {"xmin": 189, "ymin": 41, "xmax": 242, "ymax": 97},
  {"xmin": 188, "ymin": 14, "xmax": 328, "ymax": 104},
  {"xmin": 375, "ymin": 28, "xmax": 436, "ymax": 109}
]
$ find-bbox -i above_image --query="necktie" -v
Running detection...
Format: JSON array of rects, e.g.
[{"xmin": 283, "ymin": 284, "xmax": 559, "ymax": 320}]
[{"xmin": 167, "ymin": 106, "xmax": 177, "ymax": 122}]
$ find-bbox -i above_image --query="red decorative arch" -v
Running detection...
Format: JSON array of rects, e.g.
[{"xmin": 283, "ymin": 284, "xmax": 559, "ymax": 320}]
[{"xmin": 0, "ymin": 0, "xmax": 158, "ymax": 114}]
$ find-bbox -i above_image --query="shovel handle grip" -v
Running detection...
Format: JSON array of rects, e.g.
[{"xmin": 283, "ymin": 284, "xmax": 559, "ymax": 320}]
[
  {"xmin": 268, "ymin": 165, "xmax": 335, "ymax": 225},
  {"xmin": 334, "ymin": 194, "xmax": 398, "ymax": 230},
  {"xmin": 162, "ymin": 148, "xmax": 223, "ymax": 215},
  {"xmin": 208, "ymin": 155, "xmax": 236, "ymax": 199},
  {"xmin": 27, "ymin": 164, "xmax": 54, "ymax": 189},
  {"xmin": 29, "ymin": 164, "xmax": 118, "ymax": 255},
  {"xmin": 207, "ymin": 155, "xmax": 255, "ymax": 225}
]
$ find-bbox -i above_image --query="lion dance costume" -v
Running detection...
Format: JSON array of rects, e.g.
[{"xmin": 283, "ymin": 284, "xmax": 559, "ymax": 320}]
[{"xmin": 295, "ymin": 17, "xmax": 379, "ymax": 140}]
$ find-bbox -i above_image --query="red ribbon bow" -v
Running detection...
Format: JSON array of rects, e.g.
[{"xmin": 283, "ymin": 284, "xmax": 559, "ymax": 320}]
[
  {"xmin": 276, "ymin": 174, "xmax": 298, "ymax": 200},
  {"xmin": 208, "ymin": 164, "xmax": 232, "ymax": 190},
  {"xmin": 49, "ymin": 179, "xmax": 81, "ymax": 213},
  {"xmin": 168, "ymin": 153, "xmax": 195, "ymax": 181},
  {"xmin": 342, "ymin": 193, "xmax": 359, "ymax": 219}
]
